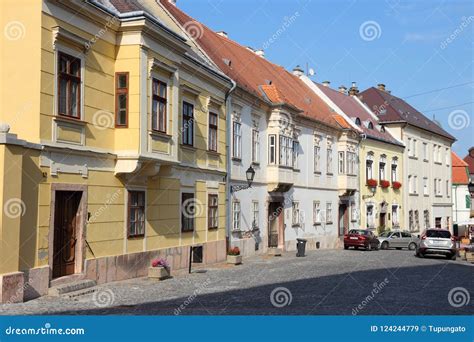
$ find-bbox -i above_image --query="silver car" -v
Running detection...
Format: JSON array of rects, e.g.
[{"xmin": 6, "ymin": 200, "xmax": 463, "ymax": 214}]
[
  {"xmin": 378, "ymin": 231, "xmax": 419, "ymax": 250},
  {"xmin": 416, "ymin": 229, "xmax": 456, "ymax": 260}
]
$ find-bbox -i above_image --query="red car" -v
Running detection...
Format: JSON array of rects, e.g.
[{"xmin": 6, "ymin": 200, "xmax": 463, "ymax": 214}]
[{"xmin": 344, "ymin": 229, "xmax": 380, "ymax": 251}]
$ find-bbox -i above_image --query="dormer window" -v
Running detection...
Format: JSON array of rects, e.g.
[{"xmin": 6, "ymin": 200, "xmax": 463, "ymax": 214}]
[
  {"xmin": 368, "ymin": 122, "xmax": 374, "ymax": 129},
  {"xmin": 355, "ymin": 118, "xmax": 361, "ymax": 126}
]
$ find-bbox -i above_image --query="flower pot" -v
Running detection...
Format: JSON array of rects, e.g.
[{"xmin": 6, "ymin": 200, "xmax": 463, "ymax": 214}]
[
  {"xmin": 148, "ymin": 266, "xmax": 170, "ymax": 280},
  {"xmin": 227, "ymin": 255, "xmax": 242, "ymax": 265},
  {"xmin": 465, "ymin": 252, "xmax": 474, "ymax": 263}
]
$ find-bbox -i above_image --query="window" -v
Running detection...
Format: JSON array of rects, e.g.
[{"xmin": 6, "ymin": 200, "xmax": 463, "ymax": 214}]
[
  {"xmin": 346, "ymin": 151, "xmax": 356, "ymax": 175},
  {"xmin": 433, "ymin": 144, "xmax": 437, "ymax": 162},
  {"xmin": 207, "ymin": 194, "xmax": 218, "ymax": 229},
  {"xmin": 407, "ymin": 138, "xmax": 412, "ymax": 156},
  {"xmin": 423, "ymin": 177, "xmax": 428, "ymax": 195},
  {"xmin": 313, "ymin": 201, "xmax": 321, "ymax": 224},
  {"xmin": 58, "ymin": 52, "xmax": 81, "ymax": 118},
  {"xmin": 414, "ymin": 210, "xmax": 419, "ymax": 230},
  {"xmin": 181, "ymin": 193, "xmax": 195, "ymax": 232},
  {"xmin": 437, "ymin": 145, "xmax": 441, "ymax": 162},
  {"xmin": 434, "ymin": 178, "xmax": 441, "ymax": 196},
  {"xmin": 292, "ymin": 202, "xmax": 300, "ymax": 226},
  {"xmin": 232, "ymin": 121, "xmax": 242, "ymax": 159},
  {"xmin": 412, "ymin": 139, "xmax": 417, "ymax": 157},
  {"xmin": 423, "ymin": 142, "xmax": 428, "ymax": 161},
  {"xmin": 252, "ymin": 129, "xmax": 260, "ymax": 163},
  {"xmin": 409, "ymin": 210, "xmax": 414, "ymax": 231},
  {"xmin": 279, "ymin": 135, "xmax": 293, "ymax": 167},
  {"xmin": 446, "ymin": 180, "xmax": 450, "ymax": 197},
  {"xmin": 408, "ymin": 175, "xmax": 412, "ymax": 193},
  {"xmin": 424, "ymin": 210, "xmax": 430, "ymax": 229},
  {"xmin": 232, "ymin": 200, "xmax": 241, "ymax": 231},
  {"xmin": 327, "ymin": 147, "xmax": 333, "ymax": 174},
  {"xmin": 268, "ymin": 134, "xmax": 276, "ymax": 164},
  {"xmin": 435, "ymin": 217, "xmax": 441, "ymax": 228},
  {"xmin": 338, "ymin": 151, "xmax": 345, "ymax": 174},
  {"xmin": 445, "ymin": 148, "xmax": 449, "ymax": 165},
  {"xmin": 252, "ymin": 201, "xmax": 259, "ymax": 229},
  {"xmin": 379, "ymin": 161, "xmax": 386, "ymax": 181},
  {"xmin": 392, "ymin": 205, "xmax": 399, "ymax": 227},
  {"xmin": 367, "ymin": 204, "xmax": 374, "ymax": 228},
  {"xmin": 152, "ymin": 79, "xmax": 167, "ymax": 132},
  {"xmin": 366, "ymin": 159, "xmax": 373, "ymax": 181},
  {"xmin": 446, "ymin": 216, "xmax": 450, "ymax": 229},
  {"xmin": 314, "ymin": 146, "xmax": 321, "ymax": 173},
  {"xmin": 208, "ymin": 113, "xmax": 218, "ymax": 152},
  {"xmin": 391, "ymin": 161, "xmax": 397, "ymax": 182},
  {"xmin": 326, "ymin": 202, "xmax": 332, "ymax": 224},
  {"xmin": 182, "ymin": 102, "xmax": 194, "ymax": 146},
  {"xmin": 128, "ymin": 190, "xmax": 145, "ymax": 237},
  {"xmin": 292, "ymin": 140, "xmax": 299, "ymax": 169},
  {"xmin": 115, "ymin": 72, "xmax": 128, "ymax": 127},
  {"xmin": 413, "ymin": 176, "xmax": 418, "ymax": 194}
]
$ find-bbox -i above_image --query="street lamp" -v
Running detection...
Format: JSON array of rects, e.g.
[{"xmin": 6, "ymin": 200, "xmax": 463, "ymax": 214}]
[
  {"xmin": 231, "ymin": 165, "xmax": 255, "ymax": 193},
  {"xmin": 468, "ymin": 182, "xmax": 474, "ymax": 197}
]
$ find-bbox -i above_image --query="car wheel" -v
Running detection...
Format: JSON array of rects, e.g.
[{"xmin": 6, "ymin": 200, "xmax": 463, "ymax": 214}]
[
  {"xmin": 381, "ymin": 241, "xmax": 389, "ymax": 250},
  {"xmin": 344, "ymin": 245, "xmax": 348, "ymax": 250},
  {"xmin": 408, "ymin": 242, "xmax": 417, "ymax": 251}
]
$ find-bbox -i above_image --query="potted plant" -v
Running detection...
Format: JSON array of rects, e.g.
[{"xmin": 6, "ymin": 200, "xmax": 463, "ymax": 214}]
[
  {"xmin": 148, "ymin": 257, "xmax": 170, "ymax": 280},
  {"xmin": 392, "ymin": 181, "xmax": 402, "ymax": 190},
  {"xmin": 367, "ymin": 179, "xmax": 378, "ymax": 187},
  {"xmin": 465, "ymin": 249, "xmax": 474, "ymax": 263},
  {"xmin": 380, "ymin": 180, "xmax": 390, "ymax": 188},
  {"xmin": 227, "ymin": 246, "xmax": 242, "ymax": 265}
]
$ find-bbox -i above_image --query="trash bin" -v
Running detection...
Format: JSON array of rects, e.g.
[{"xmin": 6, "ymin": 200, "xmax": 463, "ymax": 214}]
[{"xmin": 296, "ymin": 238, "xmax": 307, "ymax": 257}]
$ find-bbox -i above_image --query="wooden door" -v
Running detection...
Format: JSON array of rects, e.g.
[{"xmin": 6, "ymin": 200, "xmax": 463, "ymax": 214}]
[
  {"xmin": 268, "ymin": 202, "xmax": 283, "ymax": 248},
  {"xmin": 53, "ymin": 191, "xmax": 81, "ymax": 278}
]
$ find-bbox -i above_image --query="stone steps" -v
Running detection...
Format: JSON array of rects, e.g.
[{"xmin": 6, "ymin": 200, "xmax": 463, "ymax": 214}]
[{"xmin": 48, "ymin": 279, "xmax": 97, "ymax": 297}]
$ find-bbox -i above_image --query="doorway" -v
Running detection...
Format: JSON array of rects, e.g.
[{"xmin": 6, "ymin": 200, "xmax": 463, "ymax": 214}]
[
  {"xmin": 52, "ymin": 191, "xmax": 82, "ymax": 278},
  {"xmin": 338, "ymin": 204, "xmax": 348, "ymax": 236},
  {"xmin": 268, "ymin": 201, "xmax": 284, "ymax": 249}
]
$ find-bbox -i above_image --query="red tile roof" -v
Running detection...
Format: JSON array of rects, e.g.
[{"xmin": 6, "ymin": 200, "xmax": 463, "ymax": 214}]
[
  {"xmin": 464, "ymin": 147, "xmax": 474, "ymax": 174},
  {"xmin": 359, "ymin": 87, "xmax": 455, "ymax": 141},
  {"xmin": 317, "ymin": 84, "xmax": 403, "ymax": 146},
  {"xmin": 332, "ymin": 114, "xmax": 352, "ymax": 129},
  {"xmin": 452, "ymin": 151, "xmax": 469, "ymax": 184},
  {"xmin": 159, "ymin": 0, "xmax": 339, "ymax": 129}
]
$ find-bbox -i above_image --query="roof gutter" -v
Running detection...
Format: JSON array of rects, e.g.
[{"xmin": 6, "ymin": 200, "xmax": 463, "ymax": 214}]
[{"xmin": 225, "ymin": 79, "xmax": 237, "ymax": 249}]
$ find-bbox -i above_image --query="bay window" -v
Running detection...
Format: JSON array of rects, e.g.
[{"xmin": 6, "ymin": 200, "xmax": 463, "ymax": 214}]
[{"xmin": 268, "ymin": 134, "xmax": 276, "ymax": 164}]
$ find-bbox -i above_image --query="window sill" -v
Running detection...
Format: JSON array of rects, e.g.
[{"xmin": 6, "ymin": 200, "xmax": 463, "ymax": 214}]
[
  {"xmin": 251, "ymin": 161, "xmax": 260, "ymax": 166},
  {"xmin": 181, "ymin": 144, "xmax": 196, "ymax": 152},
  {"xmin": 208, "ymin": 227, "xmax": 218, "ymax": 230},
  {"xmin": 127, "ymin": 234, "xmax": 145, "ymax": 239},
  {"xmin": 326, "ymin": 221, "xmax": 333, "ymax": 225},
  {"xmin": 181, "ymin": 230, "xmax": 195, "ymax": 233},
  {"xmin": 54, "ymin": 115, "xmax": 86, "ymax": 126},
  {"xmin": 313, "ymin": 222, "xmax": 321, "ymax": 226},
  {"xmin": 292, "ymin": 223, "xmax": 301, "ymax": 228},
  {"xmin": 327, "ymin": 173, "xmax": 334, "ymax": 176},
  {"xmin": 409, "ymin": 193, "xmax": 419, "ymax": 196},
  {"xmin": 314, "ymin": 171, "xmax": 322, "ymax": 175},
  {"xmin": 423, "ymin": 159, "xmax": 429, "ymax": 163},
  {"xmin": 207, "ymin": 150, "xmax": 220, "ymax": 157},
  {"xmin": 434, "ymin": 162, "xmax": 442, "ymax": 165},
  {"xmin": 149, "ymin": 130, "xmax": 172, "ymax": 140},
  {"xmin": 232, "ymin": 157, "xmax": 242, "ymax": 162},
  {"xmin": 408, "ymin": 156, "xmax": 418, "ymax": 160}
]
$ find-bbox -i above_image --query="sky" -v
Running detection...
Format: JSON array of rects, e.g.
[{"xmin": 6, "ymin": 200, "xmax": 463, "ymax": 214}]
[{"xmin": 178, "ymin": 0, "xmax": 473, "ymax": 157}]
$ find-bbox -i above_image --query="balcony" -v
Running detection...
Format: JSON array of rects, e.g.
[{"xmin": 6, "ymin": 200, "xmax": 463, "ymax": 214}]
[
  {"xmin": 338, "ymin": 173, "xmax": 358, "ymax": 196},
  {"xmin": 267, "ymin": 165, "xmax": 294, "ymax": 192}
]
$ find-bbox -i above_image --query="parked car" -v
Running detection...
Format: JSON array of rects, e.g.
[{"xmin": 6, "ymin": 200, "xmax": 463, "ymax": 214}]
[
  {"xmin": 344, "ymin": 229, "xmax": 380, "ymax": 251},
  {"xmin": 416, "ymin": 229, "xmax": 456, "ymax": 260},
  {"xmin": 378, "ymin": 231, "xmax": 419, "ymax": 250}
]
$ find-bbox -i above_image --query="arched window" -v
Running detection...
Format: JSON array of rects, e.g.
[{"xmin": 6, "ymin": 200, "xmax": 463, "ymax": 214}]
[
  {"xmin": 355, "ymin": 118, "xmax": 361, "ymax": 126},
  {"xmin": 368, "ymin": 121, "xmax": 374, "ymax": 129}
]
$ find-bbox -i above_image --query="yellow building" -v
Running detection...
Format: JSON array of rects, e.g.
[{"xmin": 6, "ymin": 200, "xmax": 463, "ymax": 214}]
[{"xmin": 0, "ymin": 0, "xmax": 231, "ymax": 303}]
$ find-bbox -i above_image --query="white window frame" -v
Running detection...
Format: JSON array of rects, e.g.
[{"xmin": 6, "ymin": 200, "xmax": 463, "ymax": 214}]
[
  {"xmin": 326, "ymin": 202, "xmax": 332, "ymax": 224},
  {"xmin": 268, "ymin": 134, "xmax": 276, "ymax": 165},
  {"xmin": 314, "ymin": 146, "xmax": 321, "ymax": 173},
  {"xmin": 423, "ymin": 177, "xmax": 429, "ymax": 196},
  {"xmin": 252, "ymin": 200, "xmax": 259, "ymax": 229},
  {"xmin": 252, "ymin": 129, "xmax": 260, "ymax": 163},
  {"xmin": 232, "ymin": 200, "xmax": 241, "ymax": 231},
  {"xmin": 327, "ymin": 147, "xmax": 333, "ymax": 174},
  {"xmin": 313, "ymin": 201, "xmax": 321, "ymax": 224},
  {"xmin": 232, "ymin": 121, "xmax": 242, "ymax": 159},
  {"xmin": 292, "ymin": 201, "xmax": 300, "ymax": 226},
  {"xmin": 338, "ymin": 151, "xmax": 345, "ymax": 174}
]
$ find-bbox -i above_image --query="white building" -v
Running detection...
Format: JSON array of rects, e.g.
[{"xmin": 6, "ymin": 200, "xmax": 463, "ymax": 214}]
[{"xmin": 452, "ymin": 151, "xmax": 471, "ymax": 225}]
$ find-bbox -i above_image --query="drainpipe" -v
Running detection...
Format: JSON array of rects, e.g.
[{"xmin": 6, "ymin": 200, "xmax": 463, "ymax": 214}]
[{"xmin": 225, "ymin": 80, "xmax": 237, "ymax": 251}]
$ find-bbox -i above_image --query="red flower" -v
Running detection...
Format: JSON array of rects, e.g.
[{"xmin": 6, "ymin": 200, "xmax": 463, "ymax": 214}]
[
  {"xmin": 366, "ymin": 179, "xmax": 378, "ymax": 187},
  {"xmin": 380, "ymin": 180, "xmax": 390, "ymax": 188},
  {"xmin": 228, "ymin": 246, "xmax": 240, "ymax": 256},
  {"xmin": 392, "ymin": 181, "xmax": 402, "ymax": 189}
]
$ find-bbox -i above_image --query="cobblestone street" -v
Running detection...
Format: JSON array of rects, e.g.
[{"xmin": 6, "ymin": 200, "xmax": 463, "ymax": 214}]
[{"xmin": 1, "ymin": 249, "xmax": 473, "ymax": 315}]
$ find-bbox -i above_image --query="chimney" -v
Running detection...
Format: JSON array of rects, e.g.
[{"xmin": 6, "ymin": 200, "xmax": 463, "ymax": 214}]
[
  {"xmin": 377, "ymin": 83, "xmax": 386, "ymax": 91},
  {"xmin": 255, "ymin": 49, "xmax": 265, "ymax": 58},
  {"xmin": 292, "ymin": 65, "xmax": 304, "ymax": 77},
  {"xmin": 168, "ymin": 0, "xmax": 177, "ymax": 5},
  {"xmin": 216, "ymin": 31, "xmax": 228, "ymax": 38},
  {"xmin": 322, "ymin": 81, "xmax": 330, "ymax": 87},
  {"xmin": 338, "ymin": 85, "xmax": 347, "ymax": 94},
  {"xmin": 348, "ymin": 81, "xmax": 359, "ymax": 96}
]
